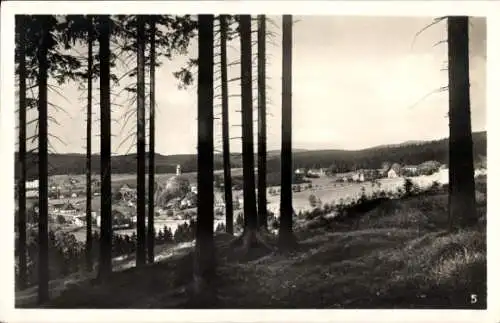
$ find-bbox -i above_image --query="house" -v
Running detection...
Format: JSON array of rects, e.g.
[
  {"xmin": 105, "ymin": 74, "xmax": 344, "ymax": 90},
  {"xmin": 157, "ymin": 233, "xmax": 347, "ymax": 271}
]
[
  {"xmin": 360, "ymin": 169, "xmax": 380, "ymax": 181},
  {"xmin": 190, "ymin": 185, "xmax": 198, "ymax": 194},
  {"xmin": 402, "ymin": 165, "xmax": 419, "ymax": 176},
  {"xmin": 295, "ymin": 168, "xmax": 306, "ymax": 175},
  {"xmin": 180, "ymin": 192, "xmax": 197, "ymax": 209},
  {"xmin": 387, "ymin": 163, "xmax": 402, "ymax": 178},
  {"xmin": 166, "ymin": 197, "xmax": 182, "ymax": 210},
  {"xmin": 119, "ymin": 184, "xmax": 136, "ymax": 200},
  {"xmin": 352, "ymin": 169, "xmax": 381, "ymax": 182},
  {"xmin": 26, "ymin": 179, "xmax": 39, "ymax": 190},
  {"xmin": 60, "ymin": 203, "xmax": 77, "ymax": 215},
  {"xmin": 352, "ymin": 172, "xmax": 365, "ymax": 182},
  {"xmin": 71, "ymin": 192, "xmax": 78, "ymax": 198},
  {"xmin": 387, "ymin": 169, "xmax": 399, "ymax": 178},
  {"xmin": 307, "ymin": 169, "xmax": 322, "ymax": 178},
  {"xmin": 51, "ymin": 203, "xmax": 65, "ymax": 213},
  {"xmin": 73, "ymin": 216, "xmax": 85, "ymax": 227}
]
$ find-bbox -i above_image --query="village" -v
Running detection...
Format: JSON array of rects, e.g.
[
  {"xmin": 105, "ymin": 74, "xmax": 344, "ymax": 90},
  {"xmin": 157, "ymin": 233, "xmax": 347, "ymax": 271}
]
[{"xmin": 14, "ymin": 159, "xmax": 459, "ymax": 242}]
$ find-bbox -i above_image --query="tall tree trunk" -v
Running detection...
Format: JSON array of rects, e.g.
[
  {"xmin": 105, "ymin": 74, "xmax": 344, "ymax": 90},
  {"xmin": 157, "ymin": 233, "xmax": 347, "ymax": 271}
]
[
  {"xmin": 232, "ymin": 15, "xmax": 272, "ymax": 253},
  {"xmin": 278, "ymin": 15, "xmax": 297, "ymax": 249},
  {"xmin": 193, "ymin": 14, "xmax": 215, "ymax": 305},
  {"xmin": 85, "ymin": 17, "xmax": 94, "ymax": 272},
  {"xmin": 447, "ymin": 16, "xmax": 477, "ymax": 228},
  {"xmin": 37, "ymin": 16, "xmax": 50, "ymax": 304},
  {"xmin": 136, "ymin": 15, "xmax": 147, "ymax": 267},
  {"xmin": 240, "ymin": 15, "xmax": 258, "ymax": 233},
  {"xmin": 147, "ymin": 18, "xmax": 156, "ymax": 264},
  {"xmin": 257, "ymin": 15, "xmax": 267, "ymax": 230},
  {"xmin": 98, "ymin": 15, "xmax": 113, "ymax": 280},
  {"xmin": 220, "ymin": 15, "xmax": 234, "ymax": 235},
  {"xmin": 17, "ymin": 15, "xmax": 28, "ymax": 290}
]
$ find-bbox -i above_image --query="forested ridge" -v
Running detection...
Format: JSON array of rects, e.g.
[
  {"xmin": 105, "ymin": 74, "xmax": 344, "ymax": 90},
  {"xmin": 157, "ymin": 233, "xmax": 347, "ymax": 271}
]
[{"xmin": 15, "ymin": 130, "xmax": 486, "ymax": 178}]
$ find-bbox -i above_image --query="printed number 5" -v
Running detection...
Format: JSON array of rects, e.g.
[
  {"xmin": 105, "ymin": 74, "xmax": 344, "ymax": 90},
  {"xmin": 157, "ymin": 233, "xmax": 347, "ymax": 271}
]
[{"xmin": 470, "ymin": 294, "xmax": 477, "ymax": 304}]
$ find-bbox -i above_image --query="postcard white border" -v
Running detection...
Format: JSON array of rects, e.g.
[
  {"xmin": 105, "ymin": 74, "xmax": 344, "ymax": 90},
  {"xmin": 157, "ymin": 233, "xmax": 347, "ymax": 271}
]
[{"xmin": 1, "ymin": 1, "xmax": 499, "ymax": 323}]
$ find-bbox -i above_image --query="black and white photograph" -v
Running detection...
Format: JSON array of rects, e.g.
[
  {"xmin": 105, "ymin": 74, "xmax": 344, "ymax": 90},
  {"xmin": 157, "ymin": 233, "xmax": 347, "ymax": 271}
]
[{"xmin": 0, "ymin": 1, "xmax": 499, "ymax": 322}]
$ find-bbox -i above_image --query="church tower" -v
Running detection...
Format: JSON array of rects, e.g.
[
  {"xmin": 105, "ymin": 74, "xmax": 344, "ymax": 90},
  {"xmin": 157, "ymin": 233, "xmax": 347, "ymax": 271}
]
[{"xmin": 176, "ymin": 164, "xmax": 181, "ymax": 176}]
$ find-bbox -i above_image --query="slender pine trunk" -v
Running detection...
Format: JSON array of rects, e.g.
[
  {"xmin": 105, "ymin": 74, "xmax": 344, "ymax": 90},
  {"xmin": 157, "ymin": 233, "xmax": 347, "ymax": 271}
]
[
  {"xmin": 136, "ymin": 15, "xmax": 147, "ymax": 266},
  {"xmin": 17, "ymin": 15, "xmax": 28, "ymax": 290},
  {"xmin": 220, "ymin": 15, "xmax": 234, "ymax": 235},
  {"xmin": 239, "ymin": 15, "xmax": 258, "ymax": 232},
  {"xmin": 147, "ymin": 18, "xmax": 156, "ymax": 264},
  {"xmin": 447, "ymin": 16, "xmax": 477, "ymax": 229},
  {"xmin": 193, "ymin": 14, "xmax": 215, "ymax": 305},
  {"xmin": 85, "ymin": 18, "xmax": 94, "ymax": 272},
  {"xmin": 98, "ymin": 15, "xmax": 113, "ymax": 280},
  {"xmin": 278, "ymin": 15, "xmax": 297, "ymax": 249},
  {"xmin": 37, "ymin": 16, "xmax": 50, "ymax": 304},
  {"xmin": 257, "ymin": 15, "xmax": 267, "ymax": 230}
]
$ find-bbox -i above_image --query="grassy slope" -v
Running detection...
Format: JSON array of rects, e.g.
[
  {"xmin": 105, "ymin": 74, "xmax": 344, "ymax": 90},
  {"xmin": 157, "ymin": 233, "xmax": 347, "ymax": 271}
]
[{"xmin": 29, "ymin": 188, "xmax": 486, "ymax": 309}]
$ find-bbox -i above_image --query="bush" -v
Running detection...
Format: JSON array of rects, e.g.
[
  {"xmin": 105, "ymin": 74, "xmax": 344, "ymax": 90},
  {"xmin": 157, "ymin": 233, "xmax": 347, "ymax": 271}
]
[
  {"xmin": 271, "ymin": 216, "xmax": 279, "ymax": 230},
  {"xmin": 309, "ymin": 194, "xmax": 319, "ymax": 208},
  {"xmin": 166, "ymin": 209, "xmax": 174, "ymax": 217},
  {"xmin": 56, "ymin": 214, "xmax": 66, "ymax": 225},
  {"xmin": 235, "ymin": 212, "xmax": 244, "ymax": 229},
  {"xmin": 359, "ymin": 187, "xmax": 367, "ymax": 203},
  {"xmin": 215, "ymin": 222, "xmax": 226, "ymax": 233}
]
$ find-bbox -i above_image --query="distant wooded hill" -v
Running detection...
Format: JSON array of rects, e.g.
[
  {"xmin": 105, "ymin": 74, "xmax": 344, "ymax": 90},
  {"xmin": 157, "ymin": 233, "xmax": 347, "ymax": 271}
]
[{"xmin": 15, "ymin": 131, "xmax": 486, "ymax": 180}]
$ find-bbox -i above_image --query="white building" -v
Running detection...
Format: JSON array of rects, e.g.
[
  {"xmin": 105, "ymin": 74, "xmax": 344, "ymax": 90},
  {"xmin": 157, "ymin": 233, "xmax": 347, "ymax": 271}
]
[
  {"xmin": 26, "ymin": 179, "xmax": 39, "ymax": 190},
  {"xmin": 352, "ymin": 172, "xmax": 365, "ymax": 182},
  {"xmin": 73, "ymin": 216, "xmax": 85, "ymax": 227},
  {"xmin": 387, "ymin": 169, "xmax": 398, "ymax": 178},
  {"xmin": 295, "ymin": 168, "xmax": 306, "ymax": 175}
]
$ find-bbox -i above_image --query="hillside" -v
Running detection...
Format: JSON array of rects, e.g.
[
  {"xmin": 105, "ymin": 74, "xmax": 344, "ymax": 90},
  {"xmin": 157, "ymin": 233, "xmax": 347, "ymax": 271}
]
[
  {"xmin": 26, "ymin": 184, "xmax": 486, "ymax": 309},
  {"xmin": 15, "ymin": 131, "xmax": 486, "ymax": 179}
]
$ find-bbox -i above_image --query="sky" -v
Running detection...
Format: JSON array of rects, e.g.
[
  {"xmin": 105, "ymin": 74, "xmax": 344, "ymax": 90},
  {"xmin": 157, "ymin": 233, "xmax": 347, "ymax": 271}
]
[{"xmin": 19, "ymin": 15, "xmax": 487, "ymax": 156}]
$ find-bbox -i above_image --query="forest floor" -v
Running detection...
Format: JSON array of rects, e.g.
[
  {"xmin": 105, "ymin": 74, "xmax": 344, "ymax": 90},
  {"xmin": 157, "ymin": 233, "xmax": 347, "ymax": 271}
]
[{"xmin": 21, "ymin": 187, "xmax": 487, "ymax": 309}]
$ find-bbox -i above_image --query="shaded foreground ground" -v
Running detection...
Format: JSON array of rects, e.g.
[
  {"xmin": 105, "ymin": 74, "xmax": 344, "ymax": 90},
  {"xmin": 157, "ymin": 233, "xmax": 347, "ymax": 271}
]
[{"xmin": 20, "ymin": 190, "xmax": 486, "ymax": 309}]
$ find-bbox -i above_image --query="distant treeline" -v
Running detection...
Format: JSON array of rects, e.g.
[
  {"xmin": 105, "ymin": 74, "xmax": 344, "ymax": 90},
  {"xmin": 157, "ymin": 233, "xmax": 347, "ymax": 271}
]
[{"xmin": 15, "ymin": 131, "xmax": 486, "ymax": 180}]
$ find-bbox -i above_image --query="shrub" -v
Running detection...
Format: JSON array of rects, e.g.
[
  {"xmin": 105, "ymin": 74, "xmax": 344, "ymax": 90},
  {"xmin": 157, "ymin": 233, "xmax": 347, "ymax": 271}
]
[
  {"xmin": 271, "ymin": 216, "xmax": 279, "ymax": 230},
  {"xmin": 56, "ymin": 214, "xmax": 66, "ymax": 225},
  {"xmin": 403, "ymin": 178, "xmax": 421, "ymax": 197},
  {"xmin": 359, "ymin": 187, "xmax": 367, "ymax": 203},
  {"xmin": 166, "ymin": 209, "xmax": 174, "ymax": 217},
  {"xmin": 215, "ymin": 222, "xmax": 226, "ymax": 233},
  {"xmin": 235, "ymin": 212, "xmax": 244, "ymax": 228},
  {"xmin": 309, "ymin": 194, "xmax": 322, "ymax": 208}
]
